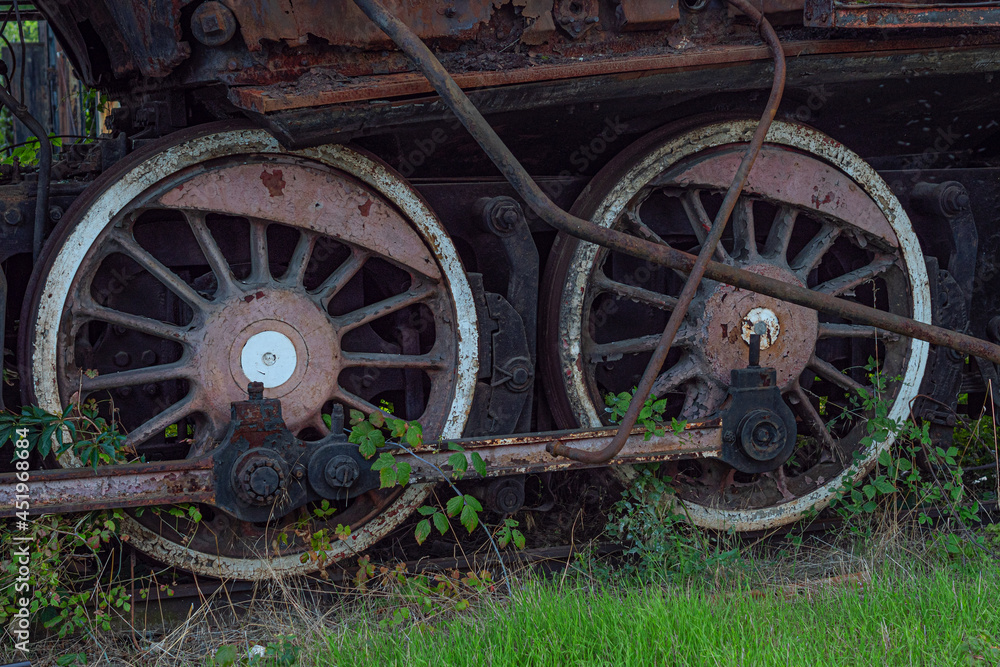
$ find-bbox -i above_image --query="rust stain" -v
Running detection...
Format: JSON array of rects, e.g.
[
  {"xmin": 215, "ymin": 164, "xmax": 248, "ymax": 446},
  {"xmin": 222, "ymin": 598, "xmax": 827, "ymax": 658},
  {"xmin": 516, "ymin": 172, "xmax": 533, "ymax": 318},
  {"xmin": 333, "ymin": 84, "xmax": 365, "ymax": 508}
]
[
  {"xmin": 358, "ymin": 199, "xmax": 373, "ymax": 217},
  {"xmin": 260, "ymin": 169, "xmax": 286, "ymax": 197}
]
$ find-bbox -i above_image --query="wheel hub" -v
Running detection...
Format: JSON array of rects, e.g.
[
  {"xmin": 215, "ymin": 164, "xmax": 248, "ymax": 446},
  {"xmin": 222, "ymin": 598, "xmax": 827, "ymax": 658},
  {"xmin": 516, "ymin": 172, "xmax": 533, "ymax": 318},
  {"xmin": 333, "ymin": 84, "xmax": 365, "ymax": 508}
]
[
  {"xmin": 196, "ymin": 288, "xmax": 338, "ymax": 433},
  {"xmin": 699, "ymin": 262, "xmax": 818, "ymax": 389}
]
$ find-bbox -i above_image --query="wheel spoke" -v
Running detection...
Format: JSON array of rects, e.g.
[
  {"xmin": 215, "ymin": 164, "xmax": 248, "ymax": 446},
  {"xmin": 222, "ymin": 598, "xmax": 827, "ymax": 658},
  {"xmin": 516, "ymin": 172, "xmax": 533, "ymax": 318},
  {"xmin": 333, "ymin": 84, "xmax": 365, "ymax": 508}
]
[
  {"xmin": 622, "ymin": 204, "xmax": 690, "ymax": 281},
  {"xmin": 110, "ymin": 230, "xmax": 210, "ymax": 311},
  {"xmin": 762, "ymin": 206, "xmax": 797, "ymax": 262},
  {"xmin": 332, "ymin": 283, "xmax": 437, "ymax": 333},
  {"xmin": 331, "ymin": 387, "xmax": 386, "ymax": 418},
  {"xmin": 313, "ymin": 248, "xmax": 369, "ymax": 307},
  {"xmin": 591, "ymin": 271, "xmax": 677, "ymax": 312},
  {"xmin": 79, "ymin": 360, "xmax": 192, "ymax": 393},
  {"xmin": 679, "ymin": 191, "xmax": 731, "ymax": 263},
  {"xmin": 787, "ymin": 381, "xmax": 840, "ymax": 456},
  {"xmin": 790, "ymin": 223, "xmax": 842, "ymax": 279},
  {"xmin": 124, "ymin": 393, "xmax": 197, "ymax": 450},
  {"xmin": 182, "ymin": 210, "xmax": 238, "ymax": 294},
  {"xmin": 731, "ymin": 197, "xmax": 759, "ymax": 261},
  {"xmin": 311, "ymin": 414, "xmax": 332, "ymax": 437},
  {"xmin": 248, "ymin": 219, "xmax": 270, "ymax": 283},
  {"xmin": 623, "ymin": 206, "xmax": 668, "ymax": 245},
  {"xmin": 586, "ymin": 325, "xmax": 695, "ymax": 364},
  {"xmin": 77, "ymin": 302, "xmax": 190, "ymax": 343},
  {"xmin": 340, "ymin": 351, "xmax": 446, "ymax": 370},
  {"xmin": 281, "ymin": 229, "xmax": 317, "ymax": 287},
  {"xmin": 650, "ymin": 355, "xmax": 701, "ymax": 396},
  {"xmin": 818, "ymin": 322, "xmax": 899, "ymax": 342},
  {"xmin": 813, "ymin": 254, "xmax": 895, "ymax": 296},
  {"xmin": 681, "ymin": 379, "xmax": 728, "ymax": 419},
  {"xmin": 808, "ymin": 354, "xmax": 868, "ymax": 395}
]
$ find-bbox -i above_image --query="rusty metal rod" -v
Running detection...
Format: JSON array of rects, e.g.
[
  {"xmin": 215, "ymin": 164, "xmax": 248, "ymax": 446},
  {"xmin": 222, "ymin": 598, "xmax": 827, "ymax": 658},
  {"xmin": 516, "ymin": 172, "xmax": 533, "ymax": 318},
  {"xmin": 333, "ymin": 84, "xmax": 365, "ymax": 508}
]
[
  {"xmin": 350, "ymin": 0, "xmax": 1000, "ymax": 449},
  {"xmin": 0, "ymin": 424, "xmax": 722, "ymax": 517}
]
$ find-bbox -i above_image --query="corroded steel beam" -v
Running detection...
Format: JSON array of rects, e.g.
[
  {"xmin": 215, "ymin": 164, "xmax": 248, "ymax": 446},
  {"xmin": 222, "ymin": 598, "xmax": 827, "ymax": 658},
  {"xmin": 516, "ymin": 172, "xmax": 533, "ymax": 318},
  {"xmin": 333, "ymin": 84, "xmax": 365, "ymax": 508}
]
[
  {"xmin": 0, "ymin": 424, "xmax": 722, "ymax": 517},
  {"xmin": 0, "ymin": 458, "xmax": 216, "ymax": 517},
  {"xmin": 403, "ymin": 422, "xmax": 723, "ymax": 482}
]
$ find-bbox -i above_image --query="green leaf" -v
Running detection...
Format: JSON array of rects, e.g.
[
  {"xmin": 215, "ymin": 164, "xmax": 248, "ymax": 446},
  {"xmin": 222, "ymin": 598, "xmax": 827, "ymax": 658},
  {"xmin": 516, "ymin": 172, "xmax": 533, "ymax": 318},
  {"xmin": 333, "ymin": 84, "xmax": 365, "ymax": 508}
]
[
  {"xmin": 395, "ymin": 460, "xmax": 412, "ymax": 486},
  {"xmin": 465, "ymin": 495, "xmax": 483, "ymax": 512},
  {"xmin": 447, "ymin": 442, "xmax": 464, "ymax": 452},
  {"xmin": 359, "ymin": 439, "xmax": 377, "ymax": 459},
  {"xmin": 322, "ymin": 413, "xmax": 332, "ymax": 430},
  {"xmin": 369, "ymin": 411, "xmax": 385, "ymax": 428},
  {"xmin": 414, "ymin": 519, "xmax": 431, "ymax": 545},
  {"xmin": 513, "ymin": 530, "xmax": 526, "ymax": 549},
  {"xmin": 470, "ymin": 451, "xmax": 487, "ymax": 477},
  {"xmin": 378, "ymin": 466, "xmax": 395, "ymax": 489},
  {"xmin": 214, "ymin": 645, "xmax": 238, "ymax": 667},
  {"xmin": 433, "ymin": 511, "xmax": 449, "ymax": 535},
  {"xmin": 877, "ymin": 450, "xmax": 892, "ymax": 467},
  {"xmin": 873, "ymin": 478, "xmax": 895, "ymax": 495},
  {"xmin": 447, "ymin": 452, "xmax": 468, "ymax": 473},
  {"xmin": 460, "ymin": 504, "xmax": 479, "ymax": 532},
  {"xmin": 349, "ymin": 409, "xmax": 365, "ymax": 425},
  {"xmin": 446, "ymin": 495, "xmax": 464, "ymax": 517},
  {"xmin": 417, "ymin": 505, "xmax": 436, "ymax": 516},
  {"xmin": 371, "ymin": 452, "xmax": 395, "ymax": 471},
  {"xmin": 405, "ymin": 422, "xmax": 423, "ymax": 448}
]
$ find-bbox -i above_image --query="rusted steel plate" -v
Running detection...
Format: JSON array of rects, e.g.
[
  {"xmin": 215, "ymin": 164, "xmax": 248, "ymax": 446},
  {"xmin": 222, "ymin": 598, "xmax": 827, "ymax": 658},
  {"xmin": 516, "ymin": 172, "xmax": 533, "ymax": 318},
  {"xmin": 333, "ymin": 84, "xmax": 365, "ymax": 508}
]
[
  {"xmin": 228, "ymin": 36, "xmax": 996, "ymax": 114},
  {"xmin": 102, "ymin": 0, "xmax": 191, "ymax": 77},
  {"xmin": 805, "ymin": 0, "xmax": 1000, "ymax": 27},
  {"xmin": 618, "ymin": 0, "xmax": 680, "ymax": 30},
  {"xmin": 404, "ymin": 421, "xmax": 723, "ymax": 481},
  {"xmin": 221, "ymin": 0, "xmax": 497, "ymax": 51},
  {"xmin": 665, "ymin": 145, "xmax": 900, "ymax": 248},
  {"xmin": 0, "ymin": 458, "xmax": 215, "ymax": 517}
]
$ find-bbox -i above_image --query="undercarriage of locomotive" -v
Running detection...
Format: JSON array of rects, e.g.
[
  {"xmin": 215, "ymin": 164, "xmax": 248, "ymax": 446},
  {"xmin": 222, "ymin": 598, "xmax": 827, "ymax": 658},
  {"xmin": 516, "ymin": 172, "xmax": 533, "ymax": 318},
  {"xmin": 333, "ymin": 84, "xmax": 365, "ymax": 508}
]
[{"xmin": 3, "ymin": 0, "xmax": 1000, "ymax": 579}]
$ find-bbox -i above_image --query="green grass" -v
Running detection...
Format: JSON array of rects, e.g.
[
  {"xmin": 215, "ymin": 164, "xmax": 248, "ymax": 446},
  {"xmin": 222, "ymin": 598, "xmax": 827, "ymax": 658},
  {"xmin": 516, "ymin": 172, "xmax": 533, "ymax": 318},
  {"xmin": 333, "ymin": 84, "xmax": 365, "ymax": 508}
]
[{"xmin": 316, "ymin": 564, "xmax": 1000, "ymax": 666}]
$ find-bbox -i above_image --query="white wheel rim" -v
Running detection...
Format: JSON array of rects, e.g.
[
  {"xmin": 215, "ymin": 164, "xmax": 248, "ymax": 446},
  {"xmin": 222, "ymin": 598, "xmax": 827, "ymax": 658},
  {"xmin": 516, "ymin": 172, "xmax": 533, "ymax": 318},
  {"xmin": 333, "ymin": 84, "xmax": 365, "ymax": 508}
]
[{"xmin": 555, "ymin": 120, "xmax": 929, "ymax": 531}]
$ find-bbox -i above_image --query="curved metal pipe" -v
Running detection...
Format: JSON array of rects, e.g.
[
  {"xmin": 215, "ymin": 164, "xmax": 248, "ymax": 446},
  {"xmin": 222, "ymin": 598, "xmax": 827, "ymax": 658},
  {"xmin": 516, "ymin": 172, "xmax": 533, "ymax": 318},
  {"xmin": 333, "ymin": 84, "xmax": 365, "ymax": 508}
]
[
  {"xmin": 0, "ymin": 86, "xmax": 51, "ymax": 260},
  {"xmin": 351, "ymin": 0, "xmax": 1000, "ymax": 461}
]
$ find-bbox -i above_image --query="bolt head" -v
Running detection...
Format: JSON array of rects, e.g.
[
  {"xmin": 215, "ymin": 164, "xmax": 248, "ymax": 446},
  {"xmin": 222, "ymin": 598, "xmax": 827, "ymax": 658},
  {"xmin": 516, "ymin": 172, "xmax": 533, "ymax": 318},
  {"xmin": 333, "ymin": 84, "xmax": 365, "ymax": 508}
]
[
  {"xmin": 249, "ymin": 466, "xmax": 280, "ymax": 497},
  {"xmin": 4, "ymin": 208, "xmax": 21, "ymax": 225},
  {"xmin": 113, "ymin": 351, "xmax": 131, "ymax": 367},
  {"xmin": 325, "ymin": 455, "xmax": 360, "ymax": 488},
  {"xmin": 140, "ymin": 349, "xmax": 156, "ymax": 366}
]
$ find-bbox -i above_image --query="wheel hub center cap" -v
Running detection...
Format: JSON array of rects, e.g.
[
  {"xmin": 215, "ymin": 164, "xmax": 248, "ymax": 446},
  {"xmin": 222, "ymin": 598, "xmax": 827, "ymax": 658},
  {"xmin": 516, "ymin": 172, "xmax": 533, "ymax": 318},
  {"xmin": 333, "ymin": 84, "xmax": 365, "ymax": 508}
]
[
  {"xmin": 741, "ymin": 307, "xmax": 780, "ymax": 349},
  {"xmin": 240, "ymin": 331, "xmax": 297, "ymax": 388},
  {"xmin": 195, "ymin": 288, "xmax": 340, "ymax": 433},
  {"xmin": 700, "ymin": 263, "xmax": 818, "ymax": 389}
]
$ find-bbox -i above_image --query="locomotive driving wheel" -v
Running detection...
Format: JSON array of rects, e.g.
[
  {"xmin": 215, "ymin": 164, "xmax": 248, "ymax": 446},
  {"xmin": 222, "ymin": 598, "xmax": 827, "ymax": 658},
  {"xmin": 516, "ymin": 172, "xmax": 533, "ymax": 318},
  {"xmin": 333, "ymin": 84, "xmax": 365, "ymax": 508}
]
[
  {"xmin": 541, "ymin": 119, "xmax": 930, "ymax": 531},
  {"xmin": 20, "ymin": 124, "xmax": 478, "ymax": 578}
]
